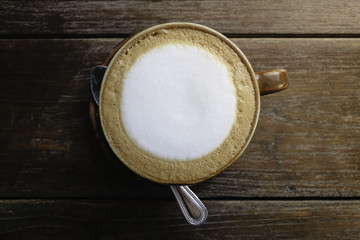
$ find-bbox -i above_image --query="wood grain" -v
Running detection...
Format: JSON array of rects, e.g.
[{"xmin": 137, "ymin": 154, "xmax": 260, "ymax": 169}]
[
  {"xmin": 1, "ymin": 38, "xmax": 359, "ymax": 198},
  {"xmin": 0, "ymin": 200, "xmax": 360, "ymax": 239},
  {"xmin": 1, "ymin": 0, "xmax": 360, "ymax": 36}
]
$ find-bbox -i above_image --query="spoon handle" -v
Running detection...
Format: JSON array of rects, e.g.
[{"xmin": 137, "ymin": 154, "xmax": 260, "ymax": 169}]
[
  {"xmin": 170, "ymin": 185, "xmax": 208, "ymax": 225},
  {"xmin": 90, "ymin": 65, "xmax": 107, "ymax": 105}
]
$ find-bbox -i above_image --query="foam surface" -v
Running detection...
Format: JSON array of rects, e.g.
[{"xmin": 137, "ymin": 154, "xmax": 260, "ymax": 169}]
[{"xmin": 121, "ymin": 43, "xmax": 236, "ymax": 160}]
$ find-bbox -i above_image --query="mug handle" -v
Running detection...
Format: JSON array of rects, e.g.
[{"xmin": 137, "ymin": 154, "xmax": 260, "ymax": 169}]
[{"xmin": 255, "ymin": 69, "xmax": 289, "ymax": 95}]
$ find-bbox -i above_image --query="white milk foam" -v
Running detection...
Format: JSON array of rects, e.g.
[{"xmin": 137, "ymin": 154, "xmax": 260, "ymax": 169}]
[{"xmin": 121, "ymin": 43, "xmax": 236, "ymax": 160}]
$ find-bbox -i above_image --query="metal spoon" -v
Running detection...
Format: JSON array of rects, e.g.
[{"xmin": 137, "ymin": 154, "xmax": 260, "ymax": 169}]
[
  {"xmin": 90, "ymin": 65, "xmax": 107, "ymax": 105},
  {"xmin": 90, "ymin": 66, "xmax": 208, "ymax": 225}
]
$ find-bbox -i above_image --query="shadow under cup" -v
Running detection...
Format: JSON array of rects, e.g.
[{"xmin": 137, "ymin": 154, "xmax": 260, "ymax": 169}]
[{"xmin": 94, "ymin": 22, "xmax": 289, "ymax": 186}]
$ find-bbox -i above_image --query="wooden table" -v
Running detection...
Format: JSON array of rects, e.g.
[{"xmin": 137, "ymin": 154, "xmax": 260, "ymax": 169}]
[{"xmin": 1, "ymin": 1, "xmax": 360, "ymax": 239}]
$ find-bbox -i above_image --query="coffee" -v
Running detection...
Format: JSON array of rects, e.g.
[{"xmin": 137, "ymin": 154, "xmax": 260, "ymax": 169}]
[{"xmin": 99, "ymin": 23, "xmax": 259, "ymax": 184}]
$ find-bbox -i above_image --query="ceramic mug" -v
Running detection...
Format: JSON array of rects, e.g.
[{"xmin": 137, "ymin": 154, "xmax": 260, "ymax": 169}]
[{"xmin": 90, "ymin": 22, "xmax": 288, "ymax": 225}]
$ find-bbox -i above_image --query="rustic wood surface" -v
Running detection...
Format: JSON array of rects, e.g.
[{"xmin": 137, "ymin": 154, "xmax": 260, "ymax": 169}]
[
  {"xmin": 1, "ymin": 0, "xmax": 360, "ymax": 239},
  {"xmin": 2, "ymin": 0, "xmax": 360, "ymax": 35},
  {"xmin": 1, "ymin": 200, "xmax": 360, "ymax": 240}
]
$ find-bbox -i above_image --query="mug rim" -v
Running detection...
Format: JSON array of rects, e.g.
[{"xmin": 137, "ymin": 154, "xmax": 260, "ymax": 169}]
[{"xmin": 99, "ymin": 22, "xmax": 260, "ymax": 185}]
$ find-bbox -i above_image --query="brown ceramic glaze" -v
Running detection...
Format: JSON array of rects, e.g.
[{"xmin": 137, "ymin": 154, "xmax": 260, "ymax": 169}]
[{"xmin": 256, "ymin": 69, "xmax": 289, "ymax": 95}]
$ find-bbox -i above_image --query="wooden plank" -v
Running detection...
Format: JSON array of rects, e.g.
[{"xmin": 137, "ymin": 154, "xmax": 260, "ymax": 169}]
[
  {"xmin": 1, "ymin": 0, "xmax": 360, "ymax": 35},
  {"xmin": 203, "ymin": 38, "xmax": 360, "ymax": 198},
  {"xmin": 0, "ymin": 200, "xmax": 360, "ymax": 239},
  {"xmin": 1, "ymin": 38, "xmax": 359, "ymax": 198}
]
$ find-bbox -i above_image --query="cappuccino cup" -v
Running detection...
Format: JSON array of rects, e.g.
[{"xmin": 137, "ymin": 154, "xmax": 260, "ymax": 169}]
[
  {"xmin": 90, "ymin": 22, "xmax": 288, "ymax": 225},
  {"xmin": 97, "ymin": 22, "xmax": 288, "ymax": 185}
]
